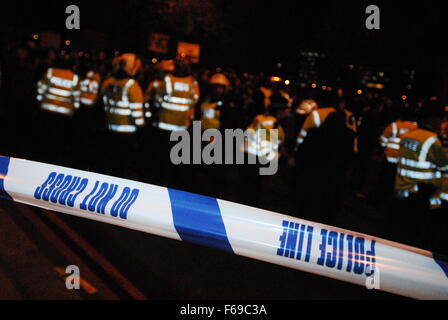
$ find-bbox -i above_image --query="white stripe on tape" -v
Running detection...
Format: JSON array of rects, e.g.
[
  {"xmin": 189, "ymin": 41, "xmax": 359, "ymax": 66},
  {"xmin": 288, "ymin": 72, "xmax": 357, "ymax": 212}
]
[{"xmin": 0, "ymin": 156, "xmax": 447, "ymax": 300}]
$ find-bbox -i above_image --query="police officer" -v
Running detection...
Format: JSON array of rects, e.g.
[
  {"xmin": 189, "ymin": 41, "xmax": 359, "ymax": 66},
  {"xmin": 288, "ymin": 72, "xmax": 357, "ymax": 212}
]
[
  {"xmin": 293, "ymin": 93, "xmax": 357, "ymax": 224},
  {"xmin": 36, "ymin": 54, "xmax": 81, "ymax": 164},
  {"xmin": 387, "ymin": 106, "xmax": 448, "ymax": 252},
  {"xmin": 151, "ymin": 54, "xmax": 200, "ymax": 189},
  {"xmin": 376, "ymin": 104, "xmax": 418, "ymax": 205},
  {"xmin": 100, "ymin": 53, "xmax": 145, "ymax": 178},
  {"xmin": 239, "ymin": 94, "xmax": 286, "ymax": 207}
]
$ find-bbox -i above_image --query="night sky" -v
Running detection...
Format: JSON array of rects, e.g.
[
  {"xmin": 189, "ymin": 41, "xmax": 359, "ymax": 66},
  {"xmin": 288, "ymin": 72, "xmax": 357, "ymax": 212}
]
[{"xmin": 2, "ymin": 1, "xmax": 448, "ymax": 73}]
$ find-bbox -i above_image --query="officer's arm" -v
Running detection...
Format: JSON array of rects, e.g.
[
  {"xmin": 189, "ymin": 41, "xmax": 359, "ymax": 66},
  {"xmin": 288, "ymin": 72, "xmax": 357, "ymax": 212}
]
[
  {"xmin": 129, "ymin": 82, "xmax": 145, "ymax": 128},
  {"xmin": 429, "ymin": 142, "xmax": 448, "ymax": 172},
  {"xmin": 380, "ymin": 124, "xmax": 393, "ymax": 147},
  {"xmin": 36, "ymin": 69, "xmax": 50, "ymax": 101},
  {"xmin": 296, "ymin": 113, "xmax": 314, "ymax": 145},
  {"xmin": 72, "ymin": 74, "xmax": 81, "ymax": 109}
]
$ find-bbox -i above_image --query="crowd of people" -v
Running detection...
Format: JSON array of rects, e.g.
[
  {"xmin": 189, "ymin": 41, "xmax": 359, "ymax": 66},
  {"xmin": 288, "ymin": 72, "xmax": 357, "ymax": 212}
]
[{"xmin": 1, "ymin": 43, "xmax": 447, "ymax": 255}]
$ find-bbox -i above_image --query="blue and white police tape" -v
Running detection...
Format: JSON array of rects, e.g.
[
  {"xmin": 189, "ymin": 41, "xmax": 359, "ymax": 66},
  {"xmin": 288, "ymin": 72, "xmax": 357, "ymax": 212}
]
[{"xmin": 1, "ymin": 155, "xmax": 447, "ymax": 299}]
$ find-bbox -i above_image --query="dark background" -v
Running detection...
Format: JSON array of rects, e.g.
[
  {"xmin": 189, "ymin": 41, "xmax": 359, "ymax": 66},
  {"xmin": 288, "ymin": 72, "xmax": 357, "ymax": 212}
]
[{"xmin": 2, "ymin": 1, "xmax": 447, "ymax": 69}]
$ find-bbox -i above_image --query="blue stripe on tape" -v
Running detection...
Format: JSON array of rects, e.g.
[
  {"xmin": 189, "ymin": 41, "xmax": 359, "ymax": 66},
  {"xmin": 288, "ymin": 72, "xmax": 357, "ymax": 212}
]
[
  {"xmin": 0, "ymin": 156, "xmax": 13, "ymax": 201},
  {"xmin": 168, "ymin": 188, "xmax": 234, "ymax": 253},
  {"xmin": 433, "ymin": 254, "xmax": 448, "ymax": 278}
]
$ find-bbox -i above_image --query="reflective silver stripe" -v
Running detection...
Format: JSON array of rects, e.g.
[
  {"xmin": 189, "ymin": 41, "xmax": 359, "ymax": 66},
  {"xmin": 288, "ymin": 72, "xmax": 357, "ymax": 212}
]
[
  {"xmin": 41, "ymin": 103, "xmax": 72, "ymax": 115},
  {"xmin": 50, "ymin": 76, "xmax": 75, "ymax": 88},
  {"xmin": 45, "ymin": 93, "xmax": 71, "ymax": 102},
  {"xmin": 203, "ymin": 109, "xmax": 215, "ymax": 119},
  {"xmin": 48, "ymin": 87, "xmax": 72, "ymax": 96},
  {"xmin": 132, "ymin": 111, "xmax": 144, "ymax": 118},
  {"xmin": 396, "ymin": 185, "xmax": 419, "ymax": 198},
  {"xmin": 37, "ymin": 95, "xmax": 43, "ymax": 101},
  {"xmin": 419, "ymin": 135, "xmax": 438, "ymax": 162},
  {"xmin": 167, "ymin": 96, "xmax": 193, "ymax": 104},
  {"xmin": 312, "ymin": 110, "xmax": 321, "ymax": 127},
  {"xmin": 161, "ymin": 102, "xmax": 190, "ymax": 112},
  {"xmin": 296, "ymin": 137, "xmax": 304, "ymax": 144},
  {"xmin": 74, "ymin": 102, "xmax": 80, "ymax": 109},
  {"xmin": 389, "ymin": 137, "xmax": 401, "ymax": 143},
  {"xmin": 72, "ymin": 74, "xmax": 79, "ymax": 87},
  {"xmin": 108, "ymin": 124, "xmax": 137, "ymax": 133},
  {"xmin": 397, "ymin": 190, "xmax": 410, "ymax": 198},
  {"xmin": 108, "ymin": 108, "xmax": 132, "ymax": 116},
  {"xmin": 439, "ymin": 165, "xmax": 448, "ymax": 172},
  {"xmin": 135, "ymin": 118, "xmax": 145, "ymax": 126},
  {"xmin": 165, "ymin": 75, "xmax": 172, "ymax": 95},
  {"xmin": 158, "ymin": 122, "xmax": 187, "ymax": 131},
  {"xmin": 262, "ymin": 121, "xmax": 274, "ymax": 126},
  {"xmin": 81, "ymin": 97, "xmax": 95, "ymax": 105},
  {"xmin": 300, "ymin": 130, "xmax": 307, "ymax": 137},
  {"xmin": 387, "ymin": 157, "xmax": 398, "ymax": 163},
  {"xmin": 430, "ymin": 198, "xmax": 442, "ymax": 206},
  {"xmin": 122, "ymin": 79, "xmax": 134, "ymax": 102},
  {"xmin": 386, "ymin": 143, "xmax": 400, "ymax": 150},
  {"xmin": 129, "ymin": 102, "xmax": 143, "ymax": 110},
  {"xmin": 145, "ymin": 111, "xmax": 152, "ymax": 118},
  {"xmin": 108, "ymin": 100, "xmax": 130, "ymax": 108},
  {"xmin": 392, "ymin": 122, "xmax": 398, "ymax": 137},
  {"xmin": 47, "ymin": 68, "xmax": 53, "ymax": 79},
  {"xmin": 440, "ymin": 193, "xmax": 448, "ymax": 201},
  {"xmin": 399, "ymin": 168, "xmax": 441, "ymax": 180},
  {"xmin": 400, "ymin": 158, "xmax": 436, "ymax": 169}
]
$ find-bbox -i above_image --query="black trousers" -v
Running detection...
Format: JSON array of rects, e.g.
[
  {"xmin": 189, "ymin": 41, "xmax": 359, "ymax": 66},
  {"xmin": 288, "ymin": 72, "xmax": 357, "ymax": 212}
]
[
  {"xmin": 385, "ymin": 194, "xmax": 448, "ymax": 254},
  {"xmin": 35, "ymin": 111, "xmax": 75, "ymax": 165}
]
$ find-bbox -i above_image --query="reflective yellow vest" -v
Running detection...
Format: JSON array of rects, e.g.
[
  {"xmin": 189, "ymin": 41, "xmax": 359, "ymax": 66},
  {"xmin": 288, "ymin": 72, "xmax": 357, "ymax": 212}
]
[
  {"xmin": 200, "ymin": 99, "xmax": 223, "ymax": 130},
  {"xmin": 241, "ymin": 114, "xmax": 285, "ymax": 161},
  {"xmin": 296, "ymin": 107, "xmax": 358, "ymax": 152},
  {"xmin": 37, "ymin": 68, "xmax": 81, "ymax": 117},
  {"xmin": 80, "ymin": 70, "xmax": 101, "ymax": 107},
  {"xmin": 395, "ymin": 128, "xmax": 448, "ymax": 208},
  {"xmin": 156, "ymin": 74, "xmax": 199, "ymax": 131},
  {"xmin": 101, "ymin": 77, "xmax": 145, "ymax": 134},
  {"xmin": 380, "ymin": 120, "xmax": 418, "ymax": 163}
]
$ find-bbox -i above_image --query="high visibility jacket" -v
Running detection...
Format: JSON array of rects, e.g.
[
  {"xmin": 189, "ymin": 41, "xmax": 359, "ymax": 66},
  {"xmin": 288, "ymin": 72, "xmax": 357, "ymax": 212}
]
[
  {"xmin": 156, "ymin": 74, "xmax": 199, "ymax": 131},
  {"xmin": 241, "ymin": 114, "xmax": 285, "ymax": 161},
  {"xmin": 101, "ymin": 77, "xmax": 145, "ymax": 134},
  {"xmin": 37, "ymin": 68, "xmax": 81, "ymax": 117},
  {"xmin": 200, "ymin": 99, "xmax": 223, "ymax": 130},
  {"xmin": 80, "ymin": 70, "xmax": 101, "ymax": 107},
  {"xmin": 144, "ymin": 79, "xmax": 163, "ymax": 119},
  {"xmin": 395, "ymin": 128, "xmax": 448, "ymax": 208},
  {"xmin": 380, "ymin": 120, "xmax": 418, "ymax": 163},
  {"xmin": 296, "ymin": 107, "xmax": 358, "ymax": 152}
]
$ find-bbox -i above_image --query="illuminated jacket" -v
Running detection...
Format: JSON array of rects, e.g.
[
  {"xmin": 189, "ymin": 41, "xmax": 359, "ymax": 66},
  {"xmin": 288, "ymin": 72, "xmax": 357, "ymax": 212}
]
[
  {"xmin": 37, "ymin": 68, "xmax": 81, "ymax": 117},
  {"xmin": 101, "ymin": 76, "xmax": 145, "ymax": 134},
  {"xmin": 80, "ymin": 70, "xmax": 101, "ymax": 107},
  {"xmin": 200, "ymin": 99, "xmax": 223, "ymax": 130},
  {"xmin": 395, "ymin": 128, "xmax": 448, "ymax": 208},
  {"xmin": 156, "ymin": 74, "xmax": 199, "ymax": 131},
  {"xmin": 380, "ymin": 120, "xmax": 418, "ymax": 163},
  {"xmin": 241, "ymin": 114, "xmax": 285, "ymax": 161},
  {"xmin": 296, "ymin": 107, "xmax": 358, "ymax": 152},
  {"xmin": 144, "ymin": 79, "xmax": 164, "ymax": 120}
]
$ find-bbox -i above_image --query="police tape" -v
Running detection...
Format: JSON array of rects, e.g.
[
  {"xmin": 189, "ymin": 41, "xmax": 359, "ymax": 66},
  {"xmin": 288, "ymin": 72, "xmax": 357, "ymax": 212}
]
[{"xmin": 0, "ymin": 155, "xmax": 447, "ymax": 299}]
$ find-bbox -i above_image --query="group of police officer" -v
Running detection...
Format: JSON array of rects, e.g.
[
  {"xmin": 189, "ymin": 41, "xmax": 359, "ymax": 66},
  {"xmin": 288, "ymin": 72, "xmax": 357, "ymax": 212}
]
[{"xmin": 23, "ymin": 50, "xmax": 448, "ymax": 255}]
